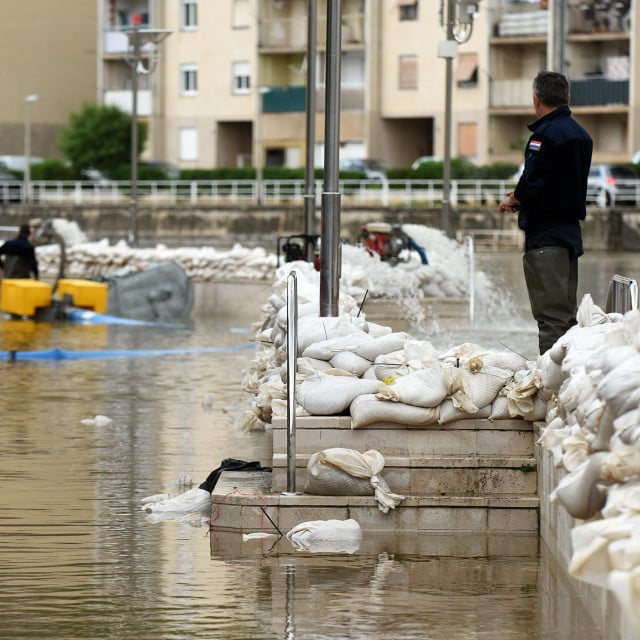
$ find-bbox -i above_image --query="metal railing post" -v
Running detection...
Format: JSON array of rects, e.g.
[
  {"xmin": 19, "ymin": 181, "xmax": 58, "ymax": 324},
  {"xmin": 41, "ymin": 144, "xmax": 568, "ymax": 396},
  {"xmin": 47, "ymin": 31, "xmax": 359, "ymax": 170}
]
[
  {"xmin": 465, "ymin": 235, "xmax": 475, "ymax": 326},
  {"xmin": 606, "ymin": 274, "xmax": 638, "ymax": 314},
  {"xmin": 284, "ymin": 270, "xmax": 300, "ymax": 495}
]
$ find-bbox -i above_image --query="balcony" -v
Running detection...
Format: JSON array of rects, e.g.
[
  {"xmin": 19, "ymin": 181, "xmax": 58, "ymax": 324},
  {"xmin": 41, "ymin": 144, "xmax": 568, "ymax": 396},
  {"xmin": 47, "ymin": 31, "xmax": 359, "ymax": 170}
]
[
  {"xmin": 570, "ymin": 78, "xmax": 629, "ymax": 106},
  {"xmin": 259, "ymin": 12, "xmax": 364, "ymax": 50},
  {"xmin": 104, "ymin": 90, "xmax": 152, "ymax": 116},
  {"xmin": 261, "ymin": 85, "xmax": 365, "ymax": 113}
]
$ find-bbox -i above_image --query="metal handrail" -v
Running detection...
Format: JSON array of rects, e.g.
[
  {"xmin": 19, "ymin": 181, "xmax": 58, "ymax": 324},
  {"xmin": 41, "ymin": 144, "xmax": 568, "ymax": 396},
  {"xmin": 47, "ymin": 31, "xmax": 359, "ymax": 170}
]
[
  {"xmin": 606, "ymin": 274, "xmax": 638, "ymax": 314},
  {"xmin": 5, "ymin": 177, "xmax": 640, "ymax": 208},
  {"xmin": 284, "ymin": 270, "xmax": 300, "ymax": 496}
]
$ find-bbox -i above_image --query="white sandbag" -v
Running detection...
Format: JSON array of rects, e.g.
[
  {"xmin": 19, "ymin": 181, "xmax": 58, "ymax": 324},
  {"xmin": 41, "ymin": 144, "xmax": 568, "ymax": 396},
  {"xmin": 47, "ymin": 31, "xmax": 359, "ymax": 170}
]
[
  {"xmin": 449, "ymin": 366, "xmax": 513, "ymax": 413},
  {"xmin": 608, "ymin": 567, "xmax": 640, "ymax": 632},
  {"xmin": 438, "ymin": 399, "xmax": 491, "ymax": 425},
  {"xmin": 554, "ymin": 452, "xmax": 609, "ymax": 520},
  {"xmin": 602, "ymin": 480, "xmax": 640, "ymax": 518},
  {"xmin": 504, "ymin": 368, "xmax": 543, "ymax": 417},
  {"xmin": 538, "ymin": 350, "xmax": 564, "ymax": 393},
  {"xmin": 376, "ymin": 363, "xmax": 451, "ymax": 408},
  {"xmin": 489, "ymin": 395, "xmax": 511, "ymax": 421},
  {"xmin": 372, "ymin": 349, "xmax": 410, "ymax": 381},
  {"xmin": 297, "ymin": 314, "xmax": 365, "ymax": 354},
  {"xmin": 286, "ymin": 518, "xmax": 362, "ymax": 553},
  {"xmin": 330, "ymin": 351, "xmax": 373, "ymax": 377},
  {"xmin": 598, "ymin": 355, "xmax": 640, "ymax": 416},
  {"xmin": 305, "ymin": 455, "xmax": 375, "ymax": 496},
  {"xmin": 297, "ymin": 356, "xmax": 334, "ymax": 375},
  {"xmin": 141, "ymin": 487, "xmax": 211, "ymax": 514},
  {"xmin": 350, "ymin": 393, "xmax": 439, "ymax": 428},
  {"xmin": 302, "ymin": 332, "xmax": 373, "ymax": 360},
  {"xmin": 304, "ymin": 448, "xmax": 405, "ymax": 512},
  {"xmin": 355, "ymin": 332, "xmax": 410, "ymax": 361},
  {"xmin": 296, "ymin": 372, "xmax": 380, "ymax": 415}
]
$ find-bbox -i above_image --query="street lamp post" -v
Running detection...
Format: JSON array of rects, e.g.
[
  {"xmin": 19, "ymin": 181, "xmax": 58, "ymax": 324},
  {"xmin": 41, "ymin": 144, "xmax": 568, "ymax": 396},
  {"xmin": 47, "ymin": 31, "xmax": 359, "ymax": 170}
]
[
  {"xmin": 23, "ymin": 94, "xmax": 39, "ymax": 204},
  {"xmin": 125, "ymin": 15, "xmax": 171, "ymax": 247}
]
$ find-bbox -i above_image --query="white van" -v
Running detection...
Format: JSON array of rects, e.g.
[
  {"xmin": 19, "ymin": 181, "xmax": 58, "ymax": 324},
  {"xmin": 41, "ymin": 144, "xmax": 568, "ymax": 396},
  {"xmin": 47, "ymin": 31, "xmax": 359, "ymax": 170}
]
[{"xmin": 0, "ymin": 155, "xmax": 44, "ymax": 172}]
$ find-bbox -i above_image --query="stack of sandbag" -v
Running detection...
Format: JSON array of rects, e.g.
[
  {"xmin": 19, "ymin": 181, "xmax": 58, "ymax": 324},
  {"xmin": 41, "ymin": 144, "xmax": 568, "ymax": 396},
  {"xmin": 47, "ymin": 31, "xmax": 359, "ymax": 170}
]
[
  {"xmin": 534, "ymin": 294, "xmax": 640, "ymax": 629},
  {"xmin": 296, "ymin": 336, "xmax": 538, "ymax": 428},
  {"xmin": 304, "ymin": 448, "xmax": 405, "ymax": 513}
]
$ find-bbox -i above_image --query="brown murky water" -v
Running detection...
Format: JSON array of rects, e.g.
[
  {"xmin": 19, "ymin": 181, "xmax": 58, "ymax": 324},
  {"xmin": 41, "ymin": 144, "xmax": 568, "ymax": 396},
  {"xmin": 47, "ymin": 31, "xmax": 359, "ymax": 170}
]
[{"xmin": 1, "ymin": 254, "xmax": 633, "ymax": 639}]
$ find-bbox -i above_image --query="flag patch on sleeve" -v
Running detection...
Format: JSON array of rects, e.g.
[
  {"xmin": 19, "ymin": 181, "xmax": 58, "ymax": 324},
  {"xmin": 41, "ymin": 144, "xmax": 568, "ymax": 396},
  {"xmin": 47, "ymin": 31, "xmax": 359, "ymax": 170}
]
[{"xmin": 529, "ymin": 140, "xmax": 542, "ymax": 151}]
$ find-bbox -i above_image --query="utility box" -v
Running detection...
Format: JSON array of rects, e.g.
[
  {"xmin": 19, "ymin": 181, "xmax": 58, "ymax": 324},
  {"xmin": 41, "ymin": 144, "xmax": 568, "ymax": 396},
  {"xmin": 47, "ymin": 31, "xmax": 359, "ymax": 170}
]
[
  {"xmin": 1, "ymin": 279, "xmax": 53, "ymax": 317},
  {"xmin": 56, "ymin": 279, "xmax": 108, "ymax": 314}
]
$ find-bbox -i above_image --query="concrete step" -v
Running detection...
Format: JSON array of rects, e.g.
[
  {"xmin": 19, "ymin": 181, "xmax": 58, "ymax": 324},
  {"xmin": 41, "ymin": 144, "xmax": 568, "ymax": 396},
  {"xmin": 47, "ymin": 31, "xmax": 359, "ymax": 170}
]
[
  {"xmin": 210, "ymin": 470, "xmax": 539, "ymax": 535},
  {"xmin": 272, "ymin": 416, "xmax": 534, "ymax": 459},
  {"xmin": 271, "ymin": 452, "xmax": 537, "ymax": 496}
]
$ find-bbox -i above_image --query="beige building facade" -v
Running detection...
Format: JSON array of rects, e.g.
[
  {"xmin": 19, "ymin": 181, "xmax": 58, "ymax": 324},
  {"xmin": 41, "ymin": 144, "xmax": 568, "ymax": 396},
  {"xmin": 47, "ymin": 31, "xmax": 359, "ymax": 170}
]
[{"xmin": 0, "ymin": 0, "xmax": 99, "ymax": 163}]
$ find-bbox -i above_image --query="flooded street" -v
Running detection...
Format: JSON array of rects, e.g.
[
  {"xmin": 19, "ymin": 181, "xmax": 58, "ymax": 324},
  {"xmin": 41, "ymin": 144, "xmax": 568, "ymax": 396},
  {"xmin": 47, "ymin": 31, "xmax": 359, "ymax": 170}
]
[{"xmin": 0, "ymin": 252, "xmax": 636, "ymax": 639}]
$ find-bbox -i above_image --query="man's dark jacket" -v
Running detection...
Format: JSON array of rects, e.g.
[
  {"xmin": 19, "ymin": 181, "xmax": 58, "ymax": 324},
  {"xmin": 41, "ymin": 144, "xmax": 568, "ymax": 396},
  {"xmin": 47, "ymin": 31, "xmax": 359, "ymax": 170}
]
[
  {"xmin": 0, "ymin": 235, "xmax": 39, "ymax": 278},
  {"xmin": 514, "ymin": 105, "xmax": 592, "ymax": 257}
]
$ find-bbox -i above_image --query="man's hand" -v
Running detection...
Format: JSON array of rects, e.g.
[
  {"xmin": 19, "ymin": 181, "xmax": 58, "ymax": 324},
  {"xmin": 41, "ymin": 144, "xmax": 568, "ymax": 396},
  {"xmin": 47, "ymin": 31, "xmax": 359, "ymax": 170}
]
[{"xmin": 499, "ymin": 191, "xmax": 520, "ymax": 214}]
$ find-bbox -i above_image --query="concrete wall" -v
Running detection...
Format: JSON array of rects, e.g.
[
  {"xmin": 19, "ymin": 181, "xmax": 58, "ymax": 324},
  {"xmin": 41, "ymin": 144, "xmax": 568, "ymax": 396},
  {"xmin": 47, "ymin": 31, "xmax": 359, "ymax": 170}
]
[{"xmin": 0, "ymin": 204, "xmax": 632, "ymax": 251}]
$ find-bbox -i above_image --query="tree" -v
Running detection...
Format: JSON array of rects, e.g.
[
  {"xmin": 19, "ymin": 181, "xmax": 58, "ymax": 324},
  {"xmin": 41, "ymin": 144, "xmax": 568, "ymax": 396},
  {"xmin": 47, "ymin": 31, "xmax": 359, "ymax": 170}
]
[{"xmin": 58, "ymin": 104, "xmax": 146, "ymax": 177}]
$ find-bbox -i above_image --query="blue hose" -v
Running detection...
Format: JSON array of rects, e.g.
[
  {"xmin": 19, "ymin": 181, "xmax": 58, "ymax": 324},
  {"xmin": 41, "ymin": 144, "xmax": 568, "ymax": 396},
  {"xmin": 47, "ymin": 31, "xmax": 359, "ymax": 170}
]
[{"xmin": 2, "ymin": 344, "xmax": 254, "ymax": 361}]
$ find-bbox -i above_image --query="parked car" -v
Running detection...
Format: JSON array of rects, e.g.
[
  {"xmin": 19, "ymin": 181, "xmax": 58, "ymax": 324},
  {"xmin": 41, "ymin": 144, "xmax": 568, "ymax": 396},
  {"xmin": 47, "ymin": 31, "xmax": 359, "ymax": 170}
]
[
  {"xmin": 339, "ymin": 158, "xmax": 388, "ymax": 181},
  {"xmin": 410, "ymin": 155, "xmax": 443, "ymax": 170},
  {"xmin": 587, "ymin": 163, "xmax": 640, "ymax": 208},
  {"xmin": 0, "ymin": 169, "xmax": 22, "ymax": 203}
]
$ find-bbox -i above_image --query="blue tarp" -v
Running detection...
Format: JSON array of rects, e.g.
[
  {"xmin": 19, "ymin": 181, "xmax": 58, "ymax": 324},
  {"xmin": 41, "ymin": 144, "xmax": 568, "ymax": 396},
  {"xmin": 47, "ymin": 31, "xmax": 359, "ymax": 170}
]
[{"xmin": 2, "ymin": 344, "xmax": 254, "ymax": 361}]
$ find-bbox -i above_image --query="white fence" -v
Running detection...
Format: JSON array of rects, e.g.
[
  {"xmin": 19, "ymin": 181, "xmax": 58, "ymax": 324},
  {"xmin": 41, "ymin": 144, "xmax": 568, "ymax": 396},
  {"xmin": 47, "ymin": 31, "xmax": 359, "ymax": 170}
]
[{"xmin": 2, "ymin": 178, "xmax": 639, "ymax": 208}]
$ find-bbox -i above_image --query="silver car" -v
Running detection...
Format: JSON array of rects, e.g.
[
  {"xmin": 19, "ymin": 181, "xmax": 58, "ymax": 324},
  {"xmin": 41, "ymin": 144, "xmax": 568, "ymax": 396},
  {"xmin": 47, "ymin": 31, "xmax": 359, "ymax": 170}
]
[{"xmin": 587, "ymin": 163, "xmax": 639, "ymax": 208}]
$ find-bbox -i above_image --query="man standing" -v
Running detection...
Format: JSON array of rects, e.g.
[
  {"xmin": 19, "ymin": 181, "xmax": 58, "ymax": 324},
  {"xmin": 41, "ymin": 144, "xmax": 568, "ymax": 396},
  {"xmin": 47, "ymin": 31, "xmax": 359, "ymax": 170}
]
[
  {"xmin": 499, "ymin": 71, "xmax": 593, "ymax": 354},
  {"xmin": 0, "ymin": 223, "xmax": 39, "ymax": 279}
]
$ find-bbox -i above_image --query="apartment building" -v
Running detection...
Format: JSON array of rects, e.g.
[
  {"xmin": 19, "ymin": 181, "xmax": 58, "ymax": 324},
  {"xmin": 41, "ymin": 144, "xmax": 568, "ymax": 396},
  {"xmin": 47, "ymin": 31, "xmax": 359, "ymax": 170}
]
[
  {"xmin": 0, "ymin": 1, "xmax": 98, "ymax": 162},
  {"xmin": 2, "ymin": 0, "xmax": 638, "ymax": 169}
]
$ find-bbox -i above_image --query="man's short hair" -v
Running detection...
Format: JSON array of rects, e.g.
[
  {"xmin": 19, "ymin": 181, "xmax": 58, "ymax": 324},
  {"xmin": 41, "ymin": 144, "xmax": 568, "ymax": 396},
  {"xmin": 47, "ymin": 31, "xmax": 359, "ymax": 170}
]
[
  {"xmin": 19, "ymin": 224, "xmax": 31, "ymax": 237},
  {"xmin": 533, "ymin": 71, "xmax": 570, "ymax": 108}
]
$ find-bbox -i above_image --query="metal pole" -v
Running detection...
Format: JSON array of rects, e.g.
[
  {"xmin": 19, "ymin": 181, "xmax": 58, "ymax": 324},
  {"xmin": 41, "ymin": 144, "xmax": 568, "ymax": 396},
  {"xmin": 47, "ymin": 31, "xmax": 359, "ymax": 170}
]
[
  {"xmin": 304, "ymin": 0, "xmax": 318, "ymax": 260},
  {"xmin": 441, "ymin": 0, "xmax": 454, "ymax": 237},
  {"xmin": 465, "ymin": 235, "xmax": 475, "ymax": 325},
  {"xmin": 320, "ymin": 0, "xmax": 342, "ymax": 317},
  {"xmin": 129, "ymin": 24, "xmax": 140, "ymax": 247},
  {"xmin": 256, "ymin": 91, "xmax": 263, "ymax": 207},
  {"xmin": 23, "ymin": 95, "xmax": 38, "ymax": 204},
  {"xmin": 285, "ymin": 271, "xmax": 299, "ymax": 495}
]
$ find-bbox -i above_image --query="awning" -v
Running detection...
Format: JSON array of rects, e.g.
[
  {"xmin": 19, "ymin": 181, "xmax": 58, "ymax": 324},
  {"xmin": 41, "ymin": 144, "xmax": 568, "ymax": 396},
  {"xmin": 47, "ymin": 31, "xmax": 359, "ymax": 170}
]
[
  {"xmin": 397, "ymin": 0, "xmax": 417, "ymax": 6},
  {"xmin": 455, "ymin": 54, "xmax": 478, "ymax": 83}
]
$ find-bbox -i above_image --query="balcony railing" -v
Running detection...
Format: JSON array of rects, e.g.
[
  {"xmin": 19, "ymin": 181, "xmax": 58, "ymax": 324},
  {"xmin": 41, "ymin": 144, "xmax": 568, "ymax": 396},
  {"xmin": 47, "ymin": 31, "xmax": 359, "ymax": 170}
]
[
  {"xmin": 259, "ymin": 12, "xmax": 364, "ymax": 49},
  {"xmin": 491, "ymin": 77, "xmax": 629, "ymax": 108},
  {"xmin": 3, "ymin": 178, "xmax": 637, "ymax": 209},
  {"xmin": 104, "ymin": 89, "xmax": 152, "ymax": 116}
]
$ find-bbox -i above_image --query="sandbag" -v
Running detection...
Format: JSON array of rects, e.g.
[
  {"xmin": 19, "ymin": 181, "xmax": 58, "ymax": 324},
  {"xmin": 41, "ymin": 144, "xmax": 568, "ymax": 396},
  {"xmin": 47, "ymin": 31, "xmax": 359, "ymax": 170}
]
[
  {"xmin": 304, "ymin": 448, "xmax": 405, "ymax": 512},
  {"xmin": 286, "ymin": 518, "xmax": 362, "ymax": 553},
  {"xmin": 354, "ymin": 332, "xmax": 410, "ymax": 361},
  {"xmin": 296, "ymin": 372, "xmax": 380, "ymax": 415},
  {"xmin": 329, "ymin": 351, "xmax": 373, "ymax": 377},
  {"xmin": 350, "ymin": 393, "xmax": 439, "ymax": 428},
  {"xmin": 438, "ymin": 399, "xmax": 491, "ymax": 425},
  {"xmin": 376, "ymin": 363, "xmax": 451, "ymax": 408},
  {"xmin": 302, "ymin": 332, "xmax": 374, "ymax": 360}
]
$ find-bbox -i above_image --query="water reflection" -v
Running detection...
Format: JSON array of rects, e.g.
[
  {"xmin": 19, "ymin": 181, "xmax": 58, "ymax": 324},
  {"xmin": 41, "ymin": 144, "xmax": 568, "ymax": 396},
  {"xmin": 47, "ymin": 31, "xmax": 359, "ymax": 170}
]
[{"xmin": 0, "ymin": 258, "xmax": 634, "ymax": 640}]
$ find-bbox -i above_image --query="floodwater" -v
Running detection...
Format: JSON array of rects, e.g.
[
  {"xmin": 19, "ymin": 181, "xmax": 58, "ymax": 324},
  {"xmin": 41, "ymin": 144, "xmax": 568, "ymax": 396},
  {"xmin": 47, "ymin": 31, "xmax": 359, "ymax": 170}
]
[{"xmin": 0, "ymin": 253, "xmax": 636, "ymax": 640}]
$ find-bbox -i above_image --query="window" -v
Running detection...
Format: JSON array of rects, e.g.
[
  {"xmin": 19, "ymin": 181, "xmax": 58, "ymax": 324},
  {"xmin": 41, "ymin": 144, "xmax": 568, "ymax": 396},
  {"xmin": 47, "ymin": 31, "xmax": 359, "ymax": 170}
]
[
  {"xmin": 398, "ymin": 55, "xmax": 418, "ymax": 90},
  {"xmin": 181, "ymin": 64, "xmax": 198, "ymax": 95},
  {"xmin": 455, "ymin": 53, "xmax": 478, "ymax": 88},
  {"xmin": 232, "ymin": 0, "xmax": 250, "ymax": 28},
  {"xmin": 232, "ymin": 61, "xmax": 251, "ymax": 94},
  {"xmin": 458, "ymin": 122, "xmax": 478, "ymax": 157},
  {"xmin": 179, "ymin": 127, "xmax": 198, "ymax": 161},
  {"xmin": 398, "ymin": 0, "xmax": 418, "ymax": 20},
  {"xmin": 181, "ymin": 0, "xmax": 197, "ymax": 29}
]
